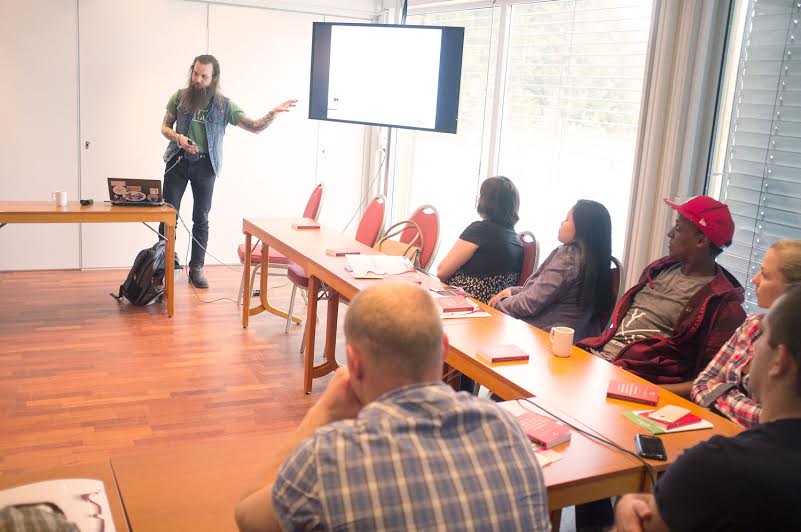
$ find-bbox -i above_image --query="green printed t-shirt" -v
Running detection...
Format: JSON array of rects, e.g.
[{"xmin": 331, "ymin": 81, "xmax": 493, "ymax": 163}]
[{"xmin": 166, "ymin": 91, "xmax": 245, "ymax": 153}]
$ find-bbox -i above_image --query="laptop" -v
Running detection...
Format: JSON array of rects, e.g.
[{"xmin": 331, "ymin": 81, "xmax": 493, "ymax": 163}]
[{"xmin": 107, "ymin": 178, "xmax": 165, "ymax": 206}]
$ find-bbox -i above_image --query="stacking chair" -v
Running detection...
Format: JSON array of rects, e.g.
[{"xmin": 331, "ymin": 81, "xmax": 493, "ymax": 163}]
[
  {"xmin": 286, "ymin": 195, "xmax": 387, "ymax": 340},
  {"xmin": 236, "ymin": 184, "xmax": 324, "ymax": 306},
  {"xmin": 400, "ymin": 205, "xmax": 440, "ymax": 271},
  {"xmin": 517, "ymin": 231, "xmax": 540, "ymax": 285},
  {"xmin": 599, "ymin": 256, "xmax": 625, "ymax": 329}
]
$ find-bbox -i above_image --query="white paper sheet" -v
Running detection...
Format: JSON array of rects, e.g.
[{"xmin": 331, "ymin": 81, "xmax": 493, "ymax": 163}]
[{"xmin": 0, "ymin": 478, "xmax": 116, "ymax": 532}]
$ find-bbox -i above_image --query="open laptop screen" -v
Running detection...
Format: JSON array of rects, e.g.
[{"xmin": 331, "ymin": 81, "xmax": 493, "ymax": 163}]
[{"xmin": 107, "ymin": 178, "xmax": 164, "ymax": 205}]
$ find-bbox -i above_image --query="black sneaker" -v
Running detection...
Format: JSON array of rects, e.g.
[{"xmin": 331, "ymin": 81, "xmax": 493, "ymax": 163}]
[{"xmin": 188, "ymin": 267, "xmax": 209, "ymax": 288}]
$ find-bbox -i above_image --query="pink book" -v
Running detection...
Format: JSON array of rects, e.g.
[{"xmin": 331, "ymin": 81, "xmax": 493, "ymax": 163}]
[
  {"xmin": 607, "ymin": 379, "xmax": 659, "ymax": 406},
  {"xmin": 515, "ymin": 411, "xmax": 571, "ymax": 448},
  {"xmin": 292, "ymin": 218, "xmax": 320, "ymax": 230},
  {"xmin": 476, "ymin": 344, "xmax": 530, "ymax": 363},
  {"xmin": 436, "ymin": 295, "xmax": 474, "ymax": 313},
  {"xmin": 326, "ymin": 248, "xmax": 361, "ymax": 256}
]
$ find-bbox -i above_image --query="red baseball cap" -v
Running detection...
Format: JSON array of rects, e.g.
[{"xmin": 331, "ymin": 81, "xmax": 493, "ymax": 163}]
[{"xmin": 664, "ymin": 196, "xmax": 734, "ymax": 248}]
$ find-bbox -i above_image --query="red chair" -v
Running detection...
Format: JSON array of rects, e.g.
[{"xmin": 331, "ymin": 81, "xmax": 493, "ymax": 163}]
[
  {"xmin": 286, "ymin": 195, "xmax": 387, "ymax": 339},
  {"xmin": 599, "ymin": 256, "xmax": 624, "ymax": 329},
  {"xmin": 516, "ymin": 231, "xmax": 540, "ymax": 285},
  {"xmin": 398, "ymin": 205, "xmax": 440, "ymax": 271},
  {"xmin": 236, "ymin": 184, "xmax": 324, "ymax": 305}
]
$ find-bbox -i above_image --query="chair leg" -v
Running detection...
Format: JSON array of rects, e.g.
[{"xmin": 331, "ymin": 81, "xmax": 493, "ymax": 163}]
[
  {"xmin": 286, "ymin": 284, "xmax": 298, "ymax": 333},
  {"xmin": 300, "ymin": 320, "xmax": 307, "ymax": 354},
  {"xmin": 237, "ymin": 267, "xmax": 246, "ymax": 306},
  {"xmin": 250, "ymin": 264, "xmax": 261, "ymax": 297}
]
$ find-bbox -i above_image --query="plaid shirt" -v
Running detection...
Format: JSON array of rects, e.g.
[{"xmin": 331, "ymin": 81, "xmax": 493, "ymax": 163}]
[
  {"xmin": 272, "ymin": 382, "xmax": 550, "ymax": 531},
  {"xmin": 691, "ymin": 314, "xmax": 763, "ymax": 427}
]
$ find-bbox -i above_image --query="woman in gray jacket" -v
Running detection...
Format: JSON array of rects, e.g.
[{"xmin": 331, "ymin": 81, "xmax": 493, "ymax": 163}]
[{"xmin": 488, "ymin": 199, "xmax": 614, "ymax": 341}]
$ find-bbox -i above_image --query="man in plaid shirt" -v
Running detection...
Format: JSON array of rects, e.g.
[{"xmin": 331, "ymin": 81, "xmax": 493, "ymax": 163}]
[{"xmin": 235, "ymin": 283, "xmax": 550, "ymax": 532}]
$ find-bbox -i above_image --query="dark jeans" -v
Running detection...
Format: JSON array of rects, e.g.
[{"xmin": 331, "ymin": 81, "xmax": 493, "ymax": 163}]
[{"xmin": 158, "ymin": 154, "xmax": 216, "ymax": 269}]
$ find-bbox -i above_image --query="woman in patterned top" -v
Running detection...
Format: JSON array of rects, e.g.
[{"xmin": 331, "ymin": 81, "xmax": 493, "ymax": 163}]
[
  {"xmin": 488, "ymin": 200, "xmax": 614, "ymax": 342},
  {"xmin": 692, "ymin": 239, "xmax": 801, "ymax": 427},
  {"xmin": 437, "ymin": 176, "xmax": 524, "ymax": 304}
]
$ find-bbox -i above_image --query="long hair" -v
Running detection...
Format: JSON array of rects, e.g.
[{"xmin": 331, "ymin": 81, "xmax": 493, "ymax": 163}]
[
  {"xmin": 570, "ymin": 199, "xmax": 613, "ymax": 317},
  {"xmin": 476, "ymin": 176, "xmax": 520, "ymax": 228},
  {"xmin": 178, "ymin": 55, "xmax": 222, "ymax": 114}
]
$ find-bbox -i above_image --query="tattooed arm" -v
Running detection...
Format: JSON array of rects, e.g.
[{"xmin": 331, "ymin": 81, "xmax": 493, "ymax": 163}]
[
  {"xmin": 238, "ymin": 99, "xmax": 298, "ymax": 133},
  {"xmin": 161, "ymin": 112, "xmax": 197, "ymax": 154}
]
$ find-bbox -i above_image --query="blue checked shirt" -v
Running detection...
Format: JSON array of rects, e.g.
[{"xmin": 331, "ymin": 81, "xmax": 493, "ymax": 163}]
[{"xmin": 272, "ymin": 382, "xmax": 550, "ymax": 531}]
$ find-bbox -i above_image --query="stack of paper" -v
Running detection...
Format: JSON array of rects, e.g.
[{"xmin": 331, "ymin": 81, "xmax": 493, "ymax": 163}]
[
  {"xmin": 623, "ymin": 409, "xmax": 713, "ymax": 434},
  {"xmin": 346, "ymin": 255, "xmax": 414, "ymax": 279}
]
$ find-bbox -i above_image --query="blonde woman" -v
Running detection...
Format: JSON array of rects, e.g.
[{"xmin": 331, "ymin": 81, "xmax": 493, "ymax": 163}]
[{"xmin": 692, "ymin": 239, "xmax": 801, "ymax": 427}]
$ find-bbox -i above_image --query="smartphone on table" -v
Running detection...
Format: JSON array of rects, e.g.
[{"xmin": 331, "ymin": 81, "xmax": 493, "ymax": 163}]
[{"xmin": 635, "ymin": 434, "xmax": 667, "ymax": 461}]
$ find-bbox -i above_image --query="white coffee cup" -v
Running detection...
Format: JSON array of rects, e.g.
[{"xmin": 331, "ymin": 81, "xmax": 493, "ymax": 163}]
[
  {"xmin": 549, "ymin": 326, "xmax": 575, "ymax": 358},
  {"xmin": 52, "ymin": 191, "xmax": 67, "ymax": 207}
]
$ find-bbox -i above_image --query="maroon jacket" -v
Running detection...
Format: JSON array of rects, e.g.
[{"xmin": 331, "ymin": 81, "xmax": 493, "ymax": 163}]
[{"xmin": 578, "ymin": 257, "xmax": 746, "ymax": 384}]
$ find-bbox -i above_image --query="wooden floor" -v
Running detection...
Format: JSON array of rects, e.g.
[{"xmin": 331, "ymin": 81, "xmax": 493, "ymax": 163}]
[{"xmin": 0, "ymin": 265, "xmax": 338, "ymax": 477}]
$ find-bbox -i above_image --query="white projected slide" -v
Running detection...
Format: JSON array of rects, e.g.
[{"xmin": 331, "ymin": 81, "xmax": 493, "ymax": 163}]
[{"xmin": 327, "ymin": 26, "xmax": 441, "ymax": 129}]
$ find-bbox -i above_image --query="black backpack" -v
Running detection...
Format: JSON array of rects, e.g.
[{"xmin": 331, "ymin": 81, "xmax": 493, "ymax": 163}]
[{"xmin": 112, "ymin": 242, "xmax": 167, "ymax": 305}]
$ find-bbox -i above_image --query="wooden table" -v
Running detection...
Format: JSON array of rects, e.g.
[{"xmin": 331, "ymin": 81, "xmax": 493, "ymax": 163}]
[
  {"xmin": 442, "ymin": 307, "xmax": 743, "ymax": 471},
  {"xmin": 0, "ymin": 201, "xmax": 176, "ymax": 317},
  {"xmin": 241, "ymin": 218, "xmax": 402, "ymax": 392},
  {"xmin": 237, "ymin": 217, "xmax": 741, "ymax": 511},
  {"xmin": 0, "ymin": 460, "xmax": 129, "ymax": 531},
  {"xmin": 111, "ymin": 427, "xmax": 642, "ymax": 530},
  {"xmin": 112, "ymin": 433, "xmax": 290, "ymax": 532}
]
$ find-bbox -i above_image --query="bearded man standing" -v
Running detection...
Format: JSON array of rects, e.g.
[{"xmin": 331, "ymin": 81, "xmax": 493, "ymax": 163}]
[{"xmin": 158, "ymin": 54, "xmax": 296, "ymax": 288}]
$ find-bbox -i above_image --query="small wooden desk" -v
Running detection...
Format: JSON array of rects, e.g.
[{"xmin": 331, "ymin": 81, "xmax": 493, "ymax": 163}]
[
  {"xmin": 0, "ymin": 201, "xmax": 176, "ymax": 317},
  {"xmin": 0, "ymin": 460, "xmax": 129, "ymax": 531}
]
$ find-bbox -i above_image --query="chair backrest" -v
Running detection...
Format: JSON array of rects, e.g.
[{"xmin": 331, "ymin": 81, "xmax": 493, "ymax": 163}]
[
  {"xmin": 302, "ymin": 183, "xmax": 324, "ymax": 220},
  {"xmin": 401, "ymin": 205, "xmax": 440, "ymax": 270},
  {"xmin": 517, "ymin": 231, "xmax": 540, "ymax": 285},
  {"xmin": 599, "ymin": 256, "xmax": 625, "ymax": 329},
  {"xmin": 355, "ymin": 195, "xmax": 387, "ymax": 247}
]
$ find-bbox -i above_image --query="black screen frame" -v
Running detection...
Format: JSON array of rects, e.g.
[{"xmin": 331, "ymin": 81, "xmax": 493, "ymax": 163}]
[{"xmin": 308, "ymin": 21, "xmax": 464, "ymax": 134}]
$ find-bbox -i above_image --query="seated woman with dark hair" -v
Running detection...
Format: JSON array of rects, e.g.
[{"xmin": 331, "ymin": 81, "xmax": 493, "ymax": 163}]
[
  {"xmin": 437, "ymin": 176, "xmax": 523, "ymax": 304},
  {"xmin": 488, "ymin": 199, "xmax": 613, "ymax": 341}
]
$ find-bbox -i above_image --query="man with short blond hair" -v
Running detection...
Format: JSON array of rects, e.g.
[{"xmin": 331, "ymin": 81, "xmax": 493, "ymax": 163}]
[{"xmin": 235, "ymin": 283, "xmax": 550, "ymax": 532}]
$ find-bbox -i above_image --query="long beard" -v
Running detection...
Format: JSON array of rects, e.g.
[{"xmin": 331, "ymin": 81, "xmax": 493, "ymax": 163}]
[{"xmin": 179, "ymin": 83, "xmax": 214, "ymax": 114}]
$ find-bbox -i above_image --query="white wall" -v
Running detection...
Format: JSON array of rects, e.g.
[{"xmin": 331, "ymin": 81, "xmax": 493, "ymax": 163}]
[
  {"xmin": 1, "ymin": 0, "xmax": 373, "ymax": 271},
  {"xmin": 0, "ymin": 0, "xmax": 80, "ymax": 270}
]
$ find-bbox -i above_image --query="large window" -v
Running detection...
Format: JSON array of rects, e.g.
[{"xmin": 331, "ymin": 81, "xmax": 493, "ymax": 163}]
[
  {"xmin": 497, "ymin": 0, "xmax": 653, "ymax": 259},
  {"xmin": 390, "ymin": 7, "xmax": 499, "ymax": 266},
  {"xmin": 708, "ymin": 0, "xmax": 801, "ymax": 312},
  {"xmin": 395, "ymin": 0, "xmax": 653, "ymax": 269}
]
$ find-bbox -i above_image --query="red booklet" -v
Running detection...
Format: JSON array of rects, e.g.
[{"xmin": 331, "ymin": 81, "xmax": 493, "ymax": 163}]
[
  {"xmin": 476, "ymin": 344, "xmax": 530, "ymax": 363},
  {"xmin": 436, "ymin": 295, "xmax": 474, "ymax": 313},
  {"xmin": 326, "ymin": 248, "xmax": 361, "ymax": 257},
  {"xmin": 641, "ymin": 410, "xmax": 702, "ymax": 430},
  {"xmin": 607, "ymin": 379, "xmax": 659, "ymax": 406},
  {"xmin": 292, "ymin": 218, "xmax": 320, "ymax": 230},
  {"xmin": 515, "ymin": 411, "xmax": 571, "ymax": 448}
]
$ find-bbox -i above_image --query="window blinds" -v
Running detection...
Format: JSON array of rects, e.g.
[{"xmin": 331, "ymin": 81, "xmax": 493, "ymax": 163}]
[{"xmin": 718, "ymin": 0, "xmax": 801, "ymax": 312}]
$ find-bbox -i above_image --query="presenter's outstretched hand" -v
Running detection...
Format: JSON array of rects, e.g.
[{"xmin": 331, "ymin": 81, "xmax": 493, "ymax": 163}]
[{"xmin": 272, "ymin": 99, "xmax": 298, "ymax": 114}]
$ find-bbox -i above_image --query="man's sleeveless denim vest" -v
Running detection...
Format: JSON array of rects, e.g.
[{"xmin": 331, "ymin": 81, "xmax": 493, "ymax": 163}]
[{"xmin": 162, "ymin": 91, "xmax": 230, "ymax": 176}]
